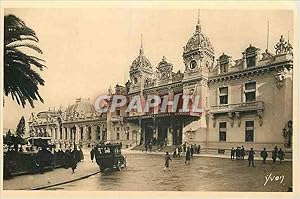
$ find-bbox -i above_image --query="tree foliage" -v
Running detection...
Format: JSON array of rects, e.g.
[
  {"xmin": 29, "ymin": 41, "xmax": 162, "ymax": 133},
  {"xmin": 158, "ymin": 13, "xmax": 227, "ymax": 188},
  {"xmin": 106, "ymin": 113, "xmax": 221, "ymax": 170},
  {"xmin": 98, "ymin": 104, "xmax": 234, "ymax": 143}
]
[
  {"xmin": 16, "ymin": 116, "xmax": 26, "ymax": 137},
  {"xmin": 4, "ymin": 14, "xmax": 46, "ymax": 108}
]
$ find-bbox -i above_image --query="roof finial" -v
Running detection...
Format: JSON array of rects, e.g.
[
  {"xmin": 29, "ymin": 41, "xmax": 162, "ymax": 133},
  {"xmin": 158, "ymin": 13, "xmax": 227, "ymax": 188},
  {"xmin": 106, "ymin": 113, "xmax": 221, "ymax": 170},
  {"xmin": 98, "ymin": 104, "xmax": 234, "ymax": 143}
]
[
  {"xmin": 266, "ymin": 19, "xmax": 269, "ymax": 52},
  {"xmin": 196, "ymin": 9, "xmax": 201, "ymax": 33},
  {"xmin": 198, "ymin": 9, "xmax": 200, "ymax": 25},
  {"xmin": 140, "ymin": 33, "xmax": 144, "ymax": 55}
]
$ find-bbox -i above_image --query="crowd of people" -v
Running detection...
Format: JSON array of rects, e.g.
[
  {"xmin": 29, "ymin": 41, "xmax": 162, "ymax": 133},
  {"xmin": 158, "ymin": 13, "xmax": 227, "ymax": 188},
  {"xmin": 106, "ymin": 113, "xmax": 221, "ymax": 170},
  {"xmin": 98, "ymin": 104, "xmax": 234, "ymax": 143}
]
[
  {"xmin": 164, "ymin": 145, "xmax": 286, "ymax": 171},
  {"xmin": 36, "ymin": 147, "xmax": 84, "ymax": 173},
  {"xmin": 230, "ymin": 145, "xmax": 286, "ymax": 166}
]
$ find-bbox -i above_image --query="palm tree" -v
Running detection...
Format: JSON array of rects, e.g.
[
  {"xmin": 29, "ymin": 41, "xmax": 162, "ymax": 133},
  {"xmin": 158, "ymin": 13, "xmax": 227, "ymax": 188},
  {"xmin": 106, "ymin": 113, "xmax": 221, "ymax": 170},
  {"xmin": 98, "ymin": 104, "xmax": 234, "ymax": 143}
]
[{"xmin": 4, "ymin": 14, "xmax": 46, "ymax": 108}]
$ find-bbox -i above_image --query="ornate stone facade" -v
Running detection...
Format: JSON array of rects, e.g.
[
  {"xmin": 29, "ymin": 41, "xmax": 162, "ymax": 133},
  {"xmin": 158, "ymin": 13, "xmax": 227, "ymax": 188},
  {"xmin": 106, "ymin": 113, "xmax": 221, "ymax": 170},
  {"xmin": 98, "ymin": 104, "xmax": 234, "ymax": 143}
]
[
  {"xmin": 28, "ymin": 98, "xmax": 107, "ymax": 149},
  {"xmin": 29, "ymin": 15, "xmax": 293, "ymax": 151}
]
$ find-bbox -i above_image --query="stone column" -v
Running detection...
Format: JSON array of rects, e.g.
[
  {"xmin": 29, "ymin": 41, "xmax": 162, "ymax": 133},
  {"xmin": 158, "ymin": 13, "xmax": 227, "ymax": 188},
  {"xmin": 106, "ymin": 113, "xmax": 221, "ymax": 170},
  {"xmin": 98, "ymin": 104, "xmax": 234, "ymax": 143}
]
[
  {"xmin": 99, "ymin": 125, "xmax": 102, "ymax": 142},
  {"xmin": 138, "ymin": 118, "xmax": 142, "ymax": 145},
  {"xmin": 75, "ymin": 125, "xmax": 80, "ymax": 143},
  {"xmin": 58, "ymin": 126, "xmax": 62, "ymax": 140},
  {"xmin": 168, "ymin": 89, "xmax": 174, "ymax": 112},
  {"xmin": 62, "ymin": 127, "xmax": 66, "ymax": 141},
  {"xmin": 50, "ymin": 127, "xmax": 55, "ymax": 141},
  {"xmin": 167, "ymin": 122, "xmax": 173, "ymax": 146},
  {"xmin": 91, "ymin": 125, "xmax": 97, "ymax": 145},
  {"xmin": 83, "ymin": 125, "xmax": 89, "ymax": 148}
]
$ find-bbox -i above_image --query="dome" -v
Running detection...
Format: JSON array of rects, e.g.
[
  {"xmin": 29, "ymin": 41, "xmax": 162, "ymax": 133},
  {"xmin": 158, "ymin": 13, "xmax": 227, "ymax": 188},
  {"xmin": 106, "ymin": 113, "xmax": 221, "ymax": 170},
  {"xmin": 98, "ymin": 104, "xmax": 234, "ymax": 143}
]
[
  {"xmin": 184, "ymin": 22, "xmax": 214, "ymax": 54},
  {"xmin": 130, "ymin": 46, "xmax": 152, "ymax": 71},
  {"xmin": 65, "ymin": 98, "xmax": 96, "ymax": 117}
]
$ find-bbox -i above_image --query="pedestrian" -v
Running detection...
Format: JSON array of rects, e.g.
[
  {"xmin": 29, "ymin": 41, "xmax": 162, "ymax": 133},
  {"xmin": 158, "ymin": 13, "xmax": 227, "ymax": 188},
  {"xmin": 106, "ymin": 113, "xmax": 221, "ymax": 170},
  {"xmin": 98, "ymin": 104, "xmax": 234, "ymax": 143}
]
[
  {"xmin": 175, "ymin": 147, "xmax": 179, "ymax": 157},
  {"xmin": 183, "ymin": 142, "xmax": 187, "ymax": 153},
  {"xmin": 241, "ymin": 146, "xmax": 245, "ymax": 160},
  {"xmin": 79, "ymin": 148, "xmax": 84, "ymax": 162},
  {"xmin": 197, "ymin": 145, "xmax": 201, "ymax": 154},
  {"xmin": 260, "ymin": 148, "xmax": 268, "ymax": 164},
  {"xmin": 149, "ymin": 142, "xmax": 152, "ymax": 152},
  {"xmin": 178, "ymin": 145, "xmax": 182, "ymax": 157},
  {"xmin": 90, "ymin": 147, "xmax": 95, "ymax": 162},
  {"xmin": 164, "ymin": 152, "xmax": 172, "ymax": 171},
  {"xmin": 185, "ymin": 147, "xmax": 191, "ymax": 165},
  {"xmin": 230, "ymin": 147, "xmax": 236, "ymax": 160},
  {"xmin": 173, "ymin": 150, "xmax": 177, "ymax": 158},
  {"xmin": 70, "ymin": 149, "xmax": 78, "ymax": 173},
  {"xmin": 190, "ymin": 145, "xmax": 194, "ymax": 158},
  {"xmin": 272, "ymin": 146, "xmax": 278, "ymax": 164},
  {"xmin": 64, "ymin": 148, "xmax": 71, "ymax": 168},
  {"xmin": 278, "ymin": 148, "xmax": 285, "ymax": 164},
  {"xmin": 248, "ymin": 148, "xmax": 255, "ymax": 167}
]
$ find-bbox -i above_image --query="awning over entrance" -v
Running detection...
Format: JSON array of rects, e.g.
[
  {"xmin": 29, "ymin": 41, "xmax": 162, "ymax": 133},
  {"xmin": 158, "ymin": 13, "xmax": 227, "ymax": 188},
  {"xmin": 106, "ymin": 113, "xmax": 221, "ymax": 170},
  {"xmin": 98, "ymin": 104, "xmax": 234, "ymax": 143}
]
[{"xmin": 123, "ymin": 112, "xmax": 201, "ymax": 122}]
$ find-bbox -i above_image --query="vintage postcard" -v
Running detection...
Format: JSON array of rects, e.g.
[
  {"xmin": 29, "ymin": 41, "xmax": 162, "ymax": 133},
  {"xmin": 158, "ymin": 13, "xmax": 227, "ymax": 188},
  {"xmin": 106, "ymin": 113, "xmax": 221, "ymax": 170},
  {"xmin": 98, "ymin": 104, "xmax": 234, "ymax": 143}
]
[{"xmin": 0, "ymin": 1, "xmax": 299, "ymax": 199}]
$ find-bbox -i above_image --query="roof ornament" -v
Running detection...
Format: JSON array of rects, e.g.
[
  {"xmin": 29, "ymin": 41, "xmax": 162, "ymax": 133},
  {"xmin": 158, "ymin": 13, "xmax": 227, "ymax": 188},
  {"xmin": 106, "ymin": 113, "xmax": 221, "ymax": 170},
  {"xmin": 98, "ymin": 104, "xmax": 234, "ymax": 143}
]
[
  {"xmin": 274, "ymin": 35, "xmax": 293, "ymax": 55},
  {"xmin": 195, "ymin": 9, "xmax": 201, "ymax": 33},
  {"xmin": 139, "ymin": 33, "xmax": 144, "ymax": 55}
]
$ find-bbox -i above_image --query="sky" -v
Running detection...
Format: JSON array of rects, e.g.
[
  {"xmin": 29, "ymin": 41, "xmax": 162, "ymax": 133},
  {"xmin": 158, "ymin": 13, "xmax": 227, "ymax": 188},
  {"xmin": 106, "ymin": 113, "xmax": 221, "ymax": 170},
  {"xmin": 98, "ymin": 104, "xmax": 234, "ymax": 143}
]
[{"xmin": 3, "ymin": 8, "xmax": 294, "ymax": 130}]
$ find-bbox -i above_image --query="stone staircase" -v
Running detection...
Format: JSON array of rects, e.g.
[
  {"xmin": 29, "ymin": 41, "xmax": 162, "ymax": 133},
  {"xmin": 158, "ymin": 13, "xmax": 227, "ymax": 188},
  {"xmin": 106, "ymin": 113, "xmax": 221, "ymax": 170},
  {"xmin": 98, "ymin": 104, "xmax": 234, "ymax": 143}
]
[{"xmin": 131, "ymin": 145, "xmax": 176, "ymax": 153}]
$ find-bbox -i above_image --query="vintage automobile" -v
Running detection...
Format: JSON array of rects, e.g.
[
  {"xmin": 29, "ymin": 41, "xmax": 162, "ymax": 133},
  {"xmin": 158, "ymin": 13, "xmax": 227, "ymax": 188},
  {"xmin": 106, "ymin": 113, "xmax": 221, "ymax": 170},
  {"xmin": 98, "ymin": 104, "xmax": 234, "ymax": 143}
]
[{"xmin": 94, "ymin": 143, "xmax": 126, "ymax": 172}]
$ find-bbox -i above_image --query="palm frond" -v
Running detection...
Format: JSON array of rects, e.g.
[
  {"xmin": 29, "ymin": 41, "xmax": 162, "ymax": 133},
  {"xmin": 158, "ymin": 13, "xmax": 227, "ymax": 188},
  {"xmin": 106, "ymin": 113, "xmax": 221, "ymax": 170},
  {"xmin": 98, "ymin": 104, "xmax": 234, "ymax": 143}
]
[{"xmin": 6, "ymin": 42, "xmax": 43, "ymax": 54}]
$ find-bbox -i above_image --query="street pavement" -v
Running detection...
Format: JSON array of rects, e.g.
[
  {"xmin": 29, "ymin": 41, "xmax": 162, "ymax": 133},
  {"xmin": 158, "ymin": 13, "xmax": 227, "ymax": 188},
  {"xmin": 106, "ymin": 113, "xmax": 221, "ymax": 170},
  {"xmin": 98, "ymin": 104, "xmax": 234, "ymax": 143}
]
[
  {"xmin": 3, "ymin": 150, "xmax": 292, "ymax": 191},
  {"xmin": 46, "ymin": 152, "xmax": 292, "ymax": 191}
]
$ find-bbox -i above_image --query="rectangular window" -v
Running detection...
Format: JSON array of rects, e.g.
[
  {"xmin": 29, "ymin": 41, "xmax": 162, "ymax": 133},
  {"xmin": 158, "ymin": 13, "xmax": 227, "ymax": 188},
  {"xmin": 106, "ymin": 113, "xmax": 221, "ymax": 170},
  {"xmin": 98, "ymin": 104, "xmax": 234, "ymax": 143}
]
[
  {"xmin": 246, "ymin": 56, "xmax": 256, "ymax": 68},
  {"xmin": 117, "ymin": 133, "xmax": 120, "ymax": 140},
  {"xmin": 219, "ymin": 122, "xmax": 227, "ymax": 142},
  {"xmin": 117, "ymin": 127, "xmax": 120, "ymax": 132},
  {"xmin": 219, "ymin": 87, "xmax": 228, "ymax": 105},
  {"xmin": 220, "ymin": 64, "xmax": 228, "ymax": 74},
  {"xmin": 245, "ymin": 82, "xmax": 256, "ymax": 102},
  {"xmin": 245, "ymin": 121, "xmax": 254, "ymax": 142}
]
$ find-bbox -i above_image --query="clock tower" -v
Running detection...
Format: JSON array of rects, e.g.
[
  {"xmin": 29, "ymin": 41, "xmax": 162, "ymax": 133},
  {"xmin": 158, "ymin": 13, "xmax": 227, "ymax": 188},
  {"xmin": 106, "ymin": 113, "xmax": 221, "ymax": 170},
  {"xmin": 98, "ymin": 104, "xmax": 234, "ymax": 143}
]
[
  {"xmin": 128, "ymin": 35, "xmax": 153, "ymax": 94},
  {"xmin": 182, "ymin": 11, "xmax": 215, "ymax": 112}
]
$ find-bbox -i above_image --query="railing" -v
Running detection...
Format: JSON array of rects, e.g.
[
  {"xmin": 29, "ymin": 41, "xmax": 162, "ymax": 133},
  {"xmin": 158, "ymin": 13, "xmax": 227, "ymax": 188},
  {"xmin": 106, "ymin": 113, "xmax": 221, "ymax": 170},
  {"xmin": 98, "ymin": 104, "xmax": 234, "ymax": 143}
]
[{"xmin": 210, "ymin": 101, "xmax": 264, "ymax": 112}]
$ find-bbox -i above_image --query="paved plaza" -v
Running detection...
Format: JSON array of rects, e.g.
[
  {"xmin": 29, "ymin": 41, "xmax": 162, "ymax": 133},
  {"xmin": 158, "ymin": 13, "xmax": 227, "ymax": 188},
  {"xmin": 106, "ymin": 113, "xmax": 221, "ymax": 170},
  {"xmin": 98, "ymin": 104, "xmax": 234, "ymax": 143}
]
[{"xmin": 4, "ymin": 151, "xmax": 291, "ymax": 191}]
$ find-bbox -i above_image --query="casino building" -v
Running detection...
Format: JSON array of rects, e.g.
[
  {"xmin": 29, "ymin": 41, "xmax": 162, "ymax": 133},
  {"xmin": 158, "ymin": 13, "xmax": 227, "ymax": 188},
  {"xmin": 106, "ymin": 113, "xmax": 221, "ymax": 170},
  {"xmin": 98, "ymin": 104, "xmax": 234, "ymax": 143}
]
[{"xmin": 29, "ymin": 14, "xmax": 293, "ymax": 152}]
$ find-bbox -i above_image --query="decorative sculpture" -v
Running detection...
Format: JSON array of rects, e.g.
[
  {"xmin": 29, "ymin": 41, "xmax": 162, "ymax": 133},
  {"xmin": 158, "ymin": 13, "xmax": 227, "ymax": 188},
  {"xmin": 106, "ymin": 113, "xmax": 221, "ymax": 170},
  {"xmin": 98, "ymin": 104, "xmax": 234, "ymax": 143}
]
[
  {"xmin": 235, "ymin": 112, "xmax": 241, "ymax": 127},
  {"xmin": 274, "ymin": 35, "xmax": 293, "ymax": 55}
]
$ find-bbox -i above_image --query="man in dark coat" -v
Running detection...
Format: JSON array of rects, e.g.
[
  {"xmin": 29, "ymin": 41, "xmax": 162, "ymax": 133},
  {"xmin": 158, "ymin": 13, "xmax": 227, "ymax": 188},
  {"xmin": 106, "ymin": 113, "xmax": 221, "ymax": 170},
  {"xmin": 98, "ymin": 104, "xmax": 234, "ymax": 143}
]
[
  {"xmin": 241, "ymin": 146, "xmax": 245, "ymax": 160},
  {"xmin": 164, "ymin": 152, "xmax": 172, "ymax": 171},
  {"xmin": 230, "ymin": 147, "xmax": 236, "ymax": 160},
  {"xmin": 90, "ymin": 148, "xmax": 95, "ymax": 162},
  {"xmin": 248, "ymin": 148, "xmax": 255, "ymax": 167},
  {"xmin": 272, "ymin": 146, "xmax": 278, "ymax": 164},
  {"xmin": 79, "ymin": 148, "xmax": 84, "ymax": 162},
  {"xmin": 190, "ymin": 145, "xmax": 194, "ymax": 158},
  {"xmin": 260, "ymin": 148, "xmax": 268, "ymax": 164},
  {"xmin": 197, "ymin": 145, "xmax": 201, "ymax": 154},
  {"xmin": 70, "ymin": 149, "xmax": 78, "ymax": 173},
  {"xmin": 278, "ymin": 148, "xmax": 285, "ymax": 164},
  {"xmin": 183, "ymin": 142, "xmax": 187, "ymax": 153},
  {"xmin": 185, "ymin": 147, "xmax": 191, "ymax": 165}
]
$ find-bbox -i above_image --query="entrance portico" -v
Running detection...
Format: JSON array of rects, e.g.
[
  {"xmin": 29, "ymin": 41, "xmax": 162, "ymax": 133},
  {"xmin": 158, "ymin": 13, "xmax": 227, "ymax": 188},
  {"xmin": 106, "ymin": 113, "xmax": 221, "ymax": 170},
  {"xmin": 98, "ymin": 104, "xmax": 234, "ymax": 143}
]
[{"xmin": 124, "ymin": 112, "xmax": 200, "ymax": 146}]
